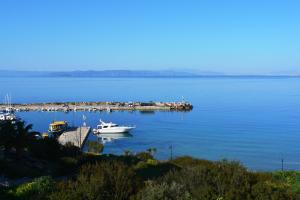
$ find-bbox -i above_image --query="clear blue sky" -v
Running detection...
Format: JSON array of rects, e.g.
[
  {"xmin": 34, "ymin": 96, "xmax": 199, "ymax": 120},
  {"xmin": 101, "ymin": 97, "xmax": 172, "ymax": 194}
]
[{"xmin": 0, "ymin": 0, "xmax": 299, "ymax": 74}]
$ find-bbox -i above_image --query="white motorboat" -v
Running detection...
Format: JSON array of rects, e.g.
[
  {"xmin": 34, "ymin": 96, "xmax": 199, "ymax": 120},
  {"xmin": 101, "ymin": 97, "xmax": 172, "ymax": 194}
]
[{"xmin": 93, "ymin": 120, "xmax": 135, "ymax": 134}]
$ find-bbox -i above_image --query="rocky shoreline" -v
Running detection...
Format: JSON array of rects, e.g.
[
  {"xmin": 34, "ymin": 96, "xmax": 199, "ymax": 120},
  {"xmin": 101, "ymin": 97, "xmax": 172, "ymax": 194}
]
[{"xmin": 0, "ymin": 101, "xmax": 193, "ymax": 112}]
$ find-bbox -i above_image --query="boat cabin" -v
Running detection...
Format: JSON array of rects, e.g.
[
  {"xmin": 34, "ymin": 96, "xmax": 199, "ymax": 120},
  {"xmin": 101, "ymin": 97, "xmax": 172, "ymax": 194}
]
[
  {"xmin": 49, "ymin": 121, "xmax": 68, "ymax": 134},
  {"xmin": 97, "ymin": 122, "xmax": 118, "ymax": 129}
]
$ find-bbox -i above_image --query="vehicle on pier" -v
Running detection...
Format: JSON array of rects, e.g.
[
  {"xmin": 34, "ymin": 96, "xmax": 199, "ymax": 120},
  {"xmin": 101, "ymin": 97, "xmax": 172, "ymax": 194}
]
[
  {"xmin": 93, "ymin": 120, "xmax": 135, "ymax": 134},
  {"xmin": 48, "ymin": 121, "xmax": 69, "ymax": 136}
]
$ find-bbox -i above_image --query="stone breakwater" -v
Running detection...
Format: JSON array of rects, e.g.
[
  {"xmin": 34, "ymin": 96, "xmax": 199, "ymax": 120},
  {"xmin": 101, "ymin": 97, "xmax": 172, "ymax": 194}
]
[{"xmin": 0, "ymin": 101, "xmax": 193, "ymax": 112}]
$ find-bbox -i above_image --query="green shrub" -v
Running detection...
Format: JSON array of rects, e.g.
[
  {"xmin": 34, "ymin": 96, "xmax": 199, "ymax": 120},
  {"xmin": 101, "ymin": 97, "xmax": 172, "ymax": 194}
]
[
  {"xmin": 87, "ymin": 141, "xmax": 103, "ymax": 154},
  {"xmin": 28, "ymin": 138, "xmax": 62, "ymax": 160},
  {"xmin": 55, "ymin": 157, "xmax": 79, "ymax": 175},
  {"xmin": 10, "ymin": 176, "xmax": 55, "ymax": 200},
  {"xmin": 135, "ymin": 181, "xmax": 192, "ymax": 200},
  {"xmin": 135, "ymin": 162, "xmax": 179, "ymax": 181},
  {"xmin": 136, "ymin": 152, "xmax": 153, "ymax": 161},
  {"xmin": 48, "ymin": 161, "xmax": 141, "ymax": 200},
  {"xmin": 274, "ymin": 171, "xmax": 300, "ymax": 193},
  {"xmin": 62, "ymin": 142, "xmax": 81, "ymax": 157},
  {"xmin": 160, "ymin": 160, "xmax": 297, "ymax": 200}
]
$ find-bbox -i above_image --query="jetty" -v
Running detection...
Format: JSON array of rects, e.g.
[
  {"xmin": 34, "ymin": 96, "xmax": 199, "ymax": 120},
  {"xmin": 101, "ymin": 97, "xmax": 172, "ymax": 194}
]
[
  {"xmin": 0, "ymin": 101, "xmax": 193, "ymax": 112},
  {"xmin": 58, "ymin": 126, "xmax": 90, "ymax": 149}
]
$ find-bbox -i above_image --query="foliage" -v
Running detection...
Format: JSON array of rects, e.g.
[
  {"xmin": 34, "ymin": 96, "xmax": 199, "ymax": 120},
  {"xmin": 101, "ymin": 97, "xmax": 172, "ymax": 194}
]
[
  {"xmin": 28, "ymin": 137, "xmax": 62, "ymax": 160},
  {"xmin": 0, "ymin": 158, "xmax": 44, "ymax": 178},
  {"xmin": 1, "ymin": 118, "xmax": 300, "ymax": 200},
  {"xmin": 158, "ymin": 158, "xmax": 297, "ymax": 200},
  {"xmin": 135, "ymin": 181, "xmax": 192, "ymax": 200},
  {"xmin": 8, "ymin": 176, "xmax": 55, "ymax": 200},
  {"xmin": 28, "ymin": 138, "xmax": 81, "ymax": 160},
  {"xmin": 0, "ymin": 120, "xmax": 16, "ymax": 151},
  {"xmin": 1, "ymin": 154, "xmax": 299, "ymax": 200},
  {"xmin": 62, "ymin": 142, "xmax": 81, "ymax": 157},
  {"xmin": 48, "ymin": 161, "xmax": 141, "ymax": 200},
  {"xmin": 123, "ymin": 149, "xmax": 132, "ymax": 156},
  {"xmin": 274, "ymin": 171, "xmax": 300, "ymax": 194},
  {"xmin": 0, "ymin": 120, "xmax": 36, "ymax": 157},
  {"xmin": 136, "ymin": 151, "xmax": 154, "ymax": 161},
  {"xmin": 87, "ymin": 141, "xmax": 104, "ymax": 154}
]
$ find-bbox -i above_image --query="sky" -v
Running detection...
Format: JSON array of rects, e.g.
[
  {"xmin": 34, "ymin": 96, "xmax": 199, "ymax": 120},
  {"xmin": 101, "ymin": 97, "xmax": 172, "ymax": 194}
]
[{"xmin": 0, "ymin": 0, "xmax": 299, "ymax": 74}]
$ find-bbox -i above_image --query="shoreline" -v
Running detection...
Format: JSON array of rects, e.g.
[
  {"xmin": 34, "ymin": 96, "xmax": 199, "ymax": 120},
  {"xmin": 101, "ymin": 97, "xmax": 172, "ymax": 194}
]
[{"xmin": 0, "ymin": 101, "xmax": 193, "ymax": 112}]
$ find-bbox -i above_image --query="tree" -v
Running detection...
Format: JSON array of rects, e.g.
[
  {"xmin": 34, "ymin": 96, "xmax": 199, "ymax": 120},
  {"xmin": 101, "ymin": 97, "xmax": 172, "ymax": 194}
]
[
  {"xmin": 0, "ymin": 120, "xmax": 15, "ymax": 153},
  {"xmin": 14, "ymin": 120, "xmax": 36, "ymax": 158},
  {"xmin": 147, "ymin": 148, "xmax": 157, "ymax": 156},
  {"xmin": 0, "ymin": 119, "xmax": 36, "ymax": 158}
]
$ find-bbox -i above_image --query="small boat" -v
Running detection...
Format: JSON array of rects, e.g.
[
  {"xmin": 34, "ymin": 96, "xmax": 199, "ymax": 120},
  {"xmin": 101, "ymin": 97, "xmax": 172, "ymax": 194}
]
[
  {"xmin": 93, "ymin": 120, "xmax": 135, "ymax": 134},
  {"xmin": 0, "ymin": 95, "xmax": 17, "ymax": 122},
  {"xmin": 0, "ymin": 112, "xmax": 17, "ymax": 121},
  {"xmin": 48, "ymin": 121, "xmax": 69, "ymax": 136}
]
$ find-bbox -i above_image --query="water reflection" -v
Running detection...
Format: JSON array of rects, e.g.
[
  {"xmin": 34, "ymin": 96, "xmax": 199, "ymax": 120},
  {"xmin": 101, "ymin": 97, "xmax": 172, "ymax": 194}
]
[{"xmin": 96, "ymin": 133, "xmax": 133, "ymax": 144}]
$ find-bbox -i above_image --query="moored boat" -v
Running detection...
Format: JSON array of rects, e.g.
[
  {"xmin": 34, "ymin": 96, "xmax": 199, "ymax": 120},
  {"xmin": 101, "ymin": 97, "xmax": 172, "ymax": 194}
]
[
  {"xmin": 0, "ymin": 112, "xmax": 16, "ymax": 121},
  {"xmin": 93, "ymin": 120, "xmax": 135, "ymax": 134},
  {"xmin": 48, "ymin": 121, "xmax": 69, "ymax": 136}
]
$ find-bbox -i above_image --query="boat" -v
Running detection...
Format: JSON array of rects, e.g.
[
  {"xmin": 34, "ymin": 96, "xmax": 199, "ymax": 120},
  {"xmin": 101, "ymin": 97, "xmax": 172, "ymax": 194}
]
[
  {"xmin": 0, "ymin": 112, "xmax": 16, "ymax": 121},
  {"xmin": 48, "ymin": 121, "xmax": 69, "ymax": 136},
  {"xmin": 93, "ymin": 120, "xmax": 135, "ymax": 134},
  {"xmin": 0, "ymin": 94, "xmax": 17, "ymax": 122}
]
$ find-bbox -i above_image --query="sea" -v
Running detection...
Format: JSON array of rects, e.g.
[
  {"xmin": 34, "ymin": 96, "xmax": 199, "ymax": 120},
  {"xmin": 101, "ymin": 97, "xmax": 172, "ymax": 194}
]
[{"xmin": 0, "ymin": 77, "xmax": 300, "ymax": 171}]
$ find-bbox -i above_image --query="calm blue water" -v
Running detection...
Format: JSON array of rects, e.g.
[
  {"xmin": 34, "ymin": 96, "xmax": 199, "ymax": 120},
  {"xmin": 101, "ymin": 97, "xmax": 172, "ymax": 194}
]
[{"xmin": 0, "ymin": 77, "xmax": 300, "ymax": 171}]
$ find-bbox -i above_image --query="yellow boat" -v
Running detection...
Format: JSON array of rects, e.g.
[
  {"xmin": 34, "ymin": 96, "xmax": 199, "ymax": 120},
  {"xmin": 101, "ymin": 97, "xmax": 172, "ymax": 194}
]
[
  {"xmin": 42, "ymin": 132, "xmax": 49, "ymax": 138},
  {"xmin": 48, "ymin": 121, "xmax": 68, "ymax": 136}
]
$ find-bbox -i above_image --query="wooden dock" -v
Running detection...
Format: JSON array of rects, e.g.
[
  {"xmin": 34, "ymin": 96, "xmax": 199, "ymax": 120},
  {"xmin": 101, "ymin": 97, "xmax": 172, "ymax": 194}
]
[{"xmin": 58, "ymin": 126, "xmax": 90, "ymax": 149}]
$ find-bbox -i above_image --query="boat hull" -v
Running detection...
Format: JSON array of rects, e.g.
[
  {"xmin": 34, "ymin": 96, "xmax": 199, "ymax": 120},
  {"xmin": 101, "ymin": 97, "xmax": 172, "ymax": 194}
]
[{"xmin": 94, "ymin": 127, "xmax": 134, "ymax": 134}]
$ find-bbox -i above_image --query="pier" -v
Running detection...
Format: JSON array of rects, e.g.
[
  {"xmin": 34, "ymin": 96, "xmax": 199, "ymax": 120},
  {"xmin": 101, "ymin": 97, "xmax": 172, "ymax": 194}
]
[
  {"xmin": 58, "ymin": 127, "xmax": 90, "ymax": 149},
  {"xmin": 0, "ymin": 101, "xmax": 193, "ymax": 112}
]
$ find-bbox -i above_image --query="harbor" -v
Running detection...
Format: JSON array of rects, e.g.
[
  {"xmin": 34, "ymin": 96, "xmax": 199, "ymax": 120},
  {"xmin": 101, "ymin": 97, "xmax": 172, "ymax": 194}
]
[{"xmin": 0, "ymin": 101, "xmax": 193, "ymax": 112}]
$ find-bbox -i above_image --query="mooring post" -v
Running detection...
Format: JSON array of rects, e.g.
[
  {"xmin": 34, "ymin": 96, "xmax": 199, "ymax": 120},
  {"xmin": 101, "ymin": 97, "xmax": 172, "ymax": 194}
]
[{"xmin": 169, "ymin": 145, "xmax": 173, "ymax": 161}]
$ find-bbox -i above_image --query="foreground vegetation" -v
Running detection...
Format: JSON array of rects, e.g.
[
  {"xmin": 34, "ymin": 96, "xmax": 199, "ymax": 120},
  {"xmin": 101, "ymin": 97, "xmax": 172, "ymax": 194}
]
[{"xmin": 1, "ymin": 119, "xmax": 300, "ymax": 199}]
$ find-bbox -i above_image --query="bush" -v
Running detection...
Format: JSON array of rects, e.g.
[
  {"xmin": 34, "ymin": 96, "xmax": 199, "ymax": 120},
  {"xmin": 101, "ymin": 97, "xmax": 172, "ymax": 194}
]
[
  {"xmin": 274, "ymin": 171, "xmax": 300, "ymax": 194},
  {"xmin": 48, "ymin": 161, "xmax": 142, "ymax": 200},
  {"xmin": 159, "ymin": 160, "xmax": 297, "ymax": 200},
  {"xmin": 135, "ymin": 181, "xmax": 192, "ymax": 200},
  {"xmin": 0, "ymin": 158, "xmax": 45, "ymax": 178},
  {"xmin": 87, "ymin": 141, "xmax": 103, "ymax": 154},
  {"xmin": 135, "ymin": 162, "xmax": 179, "ymax": 181},
  {"xmin": 62, "ymin": 142, "xmax": 81, "ymax": 157},
  {"xmin": 9, "ymin": 176, "xmax": 55, "ymax": 200},
  {"xmin": 136, "ymin": 152, "xmax": 153, "ymax": 162},
  {"xmin": 28, "ymin": 138, "xmax": 62, "ymax": 160}
]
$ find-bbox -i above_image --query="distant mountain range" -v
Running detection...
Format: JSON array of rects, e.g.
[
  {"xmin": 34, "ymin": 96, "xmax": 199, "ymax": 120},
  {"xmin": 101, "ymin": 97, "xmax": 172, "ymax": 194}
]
[
  {"xmin": 0, "ymin": 70, "xmax": 219, "ymax": 77},
  {"xmin": 0, "ymin": 70, "xmax": 299, "ymax": 78}
]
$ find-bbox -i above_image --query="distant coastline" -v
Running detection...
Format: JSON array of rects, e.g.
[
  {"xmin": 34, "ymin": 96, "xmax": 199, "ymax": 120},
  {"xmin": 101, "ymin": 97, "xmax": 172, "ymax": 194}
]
[{"xmin": 0, "ymin": 70, "xmax": 299, "ymax": 78}]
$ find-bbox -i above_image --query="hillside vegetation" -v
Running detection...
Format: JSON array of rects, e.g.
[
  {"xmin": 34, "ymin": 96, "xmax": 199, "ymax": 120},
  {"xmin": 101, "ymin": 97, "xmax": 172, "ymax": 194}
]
[{"xmin": 1, "ymin": 119, "xmax": 299, "ymax": 200}]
